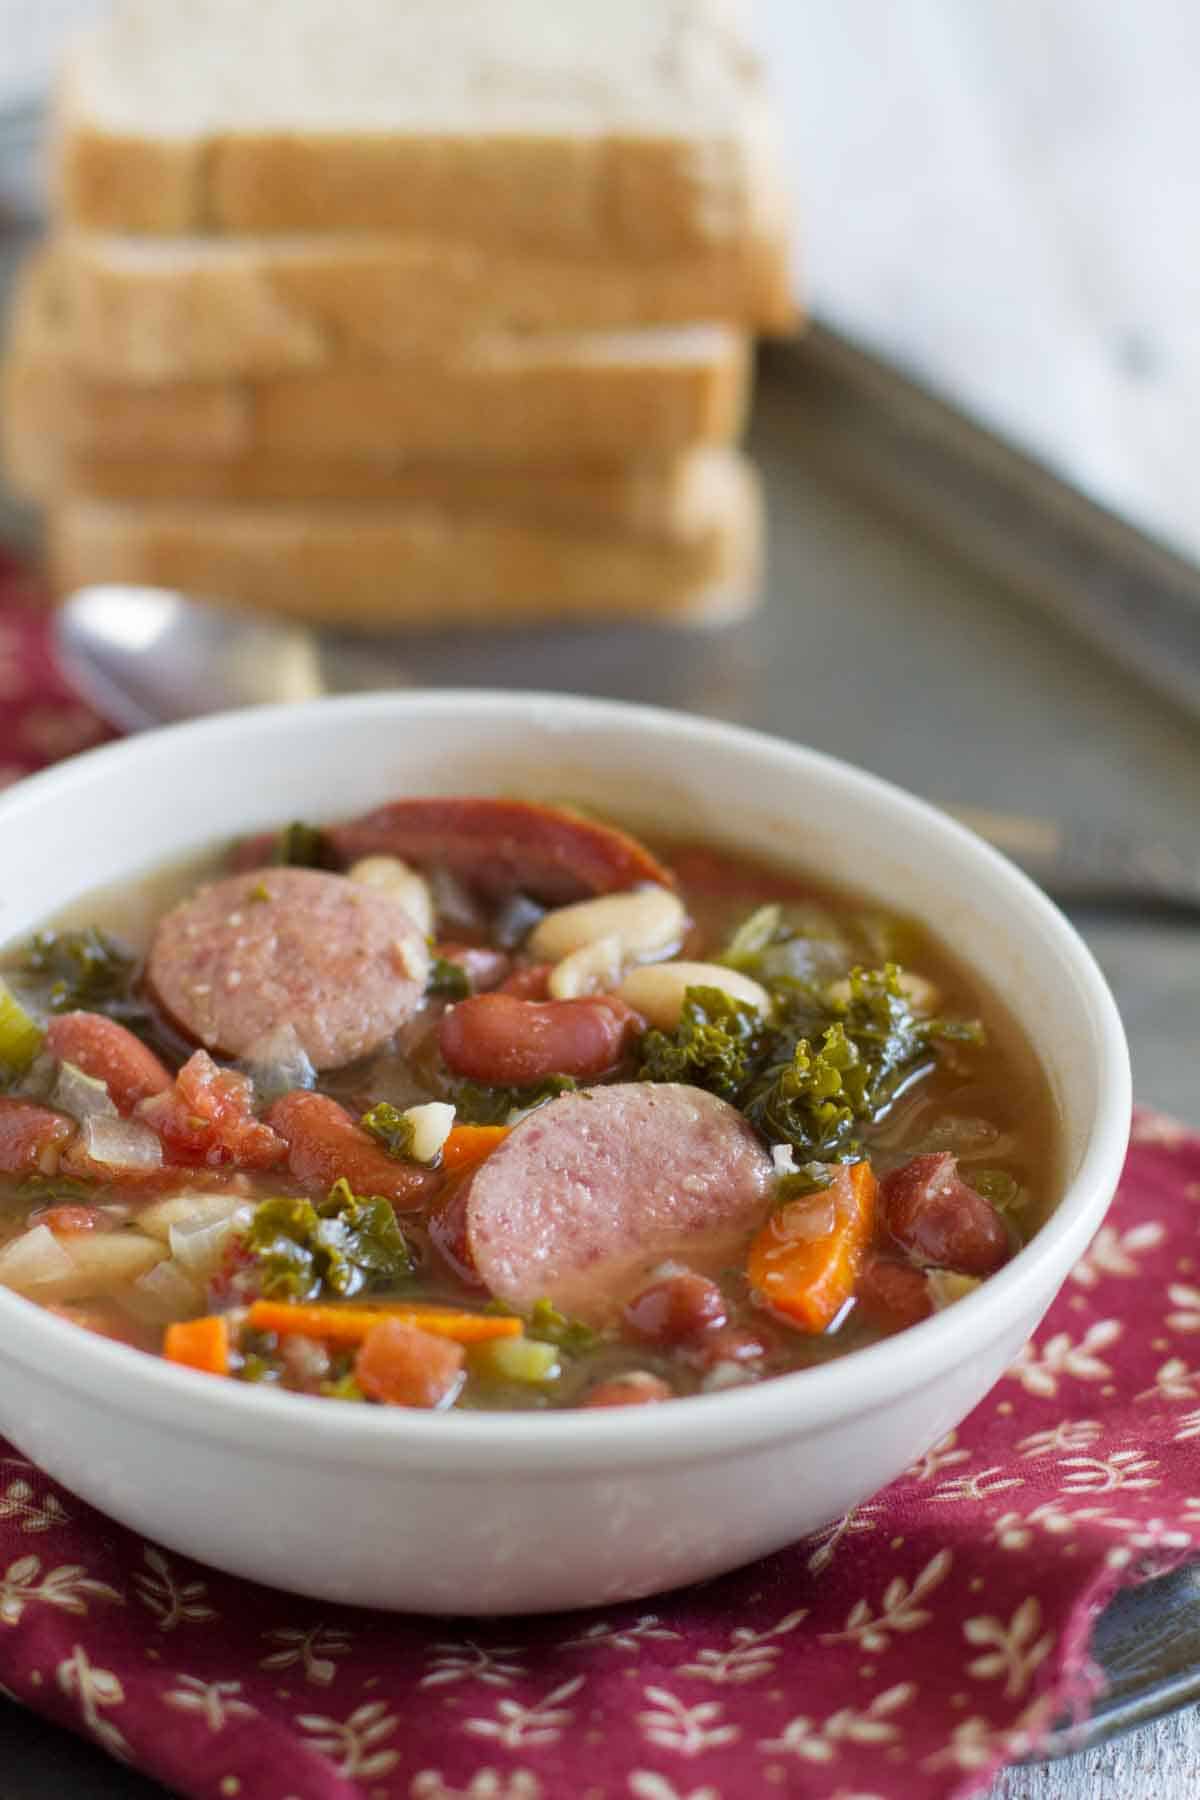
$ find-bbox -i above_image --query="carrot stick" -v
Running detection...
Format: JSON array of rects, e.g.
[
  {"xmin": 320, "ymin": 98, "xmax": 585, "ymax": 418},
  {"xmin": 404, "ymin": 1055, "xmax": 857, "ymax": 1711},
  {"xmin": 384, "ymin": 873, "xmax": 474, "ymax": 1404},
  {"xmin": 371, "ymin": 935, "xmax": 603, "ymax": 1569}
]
[
  {"xmin": 747, "ymin": 1161, "xmax": 878, "ymax": 1333},
  {"xmin": 164, "ymin": 1313, "xmax": 231, "ymax": 1375},
  {"xmin": 247, "ymin": 1299, "xmax": 523, "ymax": 1346},
  {"xmin": 441, "ymin": 1124, "xmax": 510, "ymax": 1171}
]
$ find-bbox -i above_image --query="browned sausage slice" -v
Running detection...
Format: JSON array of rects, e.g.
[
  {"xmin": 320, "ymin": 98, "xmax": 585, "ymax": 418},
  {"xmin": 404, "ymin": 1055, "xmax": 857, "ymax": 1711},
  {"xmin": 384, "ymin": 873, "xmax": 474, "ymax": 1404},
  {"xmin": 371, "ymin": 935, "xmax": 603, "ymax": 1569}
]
[
  {"xmin": 327, "ymin": 797, "xmax": 674, "ymax": 903},
  {"xmin": 147, "ymin": 867, "xmax": 430, "ymax": 1071},
  {"xmin": 463, "ymin": 1083, "xmax": 774, "ymax": 1319}
]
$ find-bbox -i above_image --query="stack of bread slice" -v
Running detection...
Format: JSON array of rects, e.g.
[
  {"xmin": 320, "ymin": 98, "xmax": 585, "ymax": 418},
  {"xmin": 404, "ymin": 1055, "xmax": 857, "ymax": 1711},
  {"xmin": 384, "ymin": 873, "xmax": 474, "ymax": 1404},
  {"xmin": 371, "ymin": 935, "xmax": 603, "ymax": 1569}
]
[{"xmin": 2, "ymin": 0, "xmax": 796, "ymax": 630}]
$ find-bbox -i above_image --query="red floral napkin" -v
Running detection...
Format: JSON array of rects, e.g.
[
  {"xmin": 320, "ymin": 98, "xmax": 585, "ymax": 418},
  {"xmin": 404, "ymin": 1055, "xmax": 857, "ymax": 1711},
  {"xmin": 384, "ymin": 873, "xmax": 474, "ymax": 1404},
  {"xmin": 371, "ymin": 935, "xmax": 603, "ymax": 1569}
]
[{"xmin": 2, "ymin": 568, "xmax": 1198, "ymax": 1800}]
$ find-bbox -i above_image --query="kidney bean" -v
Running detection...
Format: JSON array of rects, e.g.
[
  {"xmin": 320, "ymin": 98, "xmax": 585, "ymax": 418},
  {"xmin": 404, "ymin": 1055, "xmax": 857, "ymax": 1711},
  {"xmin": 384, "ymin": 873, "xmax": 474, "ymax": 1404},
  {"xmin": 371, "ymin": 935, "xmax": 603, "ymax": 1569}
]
[
  {"xmin": 582, "ymin": 1371, "xmax": 674, "ymax": 1408},
  {"xmin": 438, "ymin": 992, "xmax": 640, "ymax": 1087},
  {"xmin": 882, "ymin": 1152, "xmax": 1010, "ymax": 1276},
  {"xmin": 266, "ymin": 1091, "xmax": 436, "ymax": 1210},
  {"xmin": 434, "ymin": 943, "xmax": 510, "ymax": 992},
  {"xmin": 623, "ymin": 1272, "xmax": 728, "ymax": 1346},
  {"xmin": 856, "ymin": 1256, "xmax": 933, "ymax": 1332},
  {"xmin": 44, "ymin": 1012, "xmax": 172, "ymax": 1115},
  {"xmin": 497, "ymin": 963, "xmax": 553, "ymax": 1000},
  {"xmin": 355, "ymin": 1321, "xmax": 466, "ymax": 1408},
  {"xmin": 0, "ymin": 1099, "xmax": 73, "ymax": 1174},
  {"xmin": 685, "ymin": 1325, "xmax": 772, "ymax": 1371}
]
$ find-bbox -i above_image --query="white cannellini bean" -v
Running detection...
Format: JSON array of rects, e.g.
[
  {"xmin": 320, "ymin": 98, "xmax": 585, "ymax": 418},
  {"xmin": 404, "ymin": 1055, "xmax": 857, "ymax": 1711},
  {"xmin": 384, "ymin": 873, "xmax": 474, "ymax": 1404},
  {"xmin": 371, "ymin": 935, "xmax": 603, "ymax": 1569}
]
[
  {"xmin": 617, "ymin": 961, "xmax": 770, "ymax": 1031},
  {"xmin": 137, "ymin": 1191, "xmax": 252, "ymax": 1243},
  {"xmin": 825, "ymin": 970, "xmax": 941, "ymax": 1014},
  {"xmin": 529, "ymin": 885, "xmax": 686, "ymax": 964},
  {"xmin": 348, "ymin": 855, "xmax": 434, "ymax": 937},
  {"xmin": 402, "ymin": 1101, "xmax": 456, "ymax": 1164},
  {"xmin": 548, "ymin": 934, "xmax": 624, "ymax": 1000}
]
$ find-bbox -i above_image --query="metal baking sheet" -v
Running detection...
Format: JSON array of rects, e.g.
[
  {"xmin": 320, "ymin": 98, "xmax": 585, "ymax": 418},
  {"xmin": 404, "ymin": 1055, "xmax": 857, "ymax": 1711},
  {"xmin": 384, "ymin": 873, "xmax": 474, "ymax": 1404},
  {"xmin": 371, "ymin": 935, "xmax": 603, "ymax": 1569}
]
[{"xmin": 2, "ymin": 97, "xmax": 1199, "ymax": 1795}]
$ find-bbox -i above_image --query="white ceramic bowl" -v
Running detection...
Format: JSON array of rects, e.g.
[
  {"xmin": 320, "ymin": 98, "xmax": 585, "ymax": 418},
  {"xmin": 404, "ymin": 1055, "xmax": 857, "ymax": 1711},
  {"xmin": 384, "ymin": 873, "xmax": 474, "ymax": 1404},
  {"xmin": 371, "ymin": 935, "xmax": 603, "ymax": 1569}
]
[{"xmin": 0, "ymin": 692, "xmax": 1130, "ymax": 1615}]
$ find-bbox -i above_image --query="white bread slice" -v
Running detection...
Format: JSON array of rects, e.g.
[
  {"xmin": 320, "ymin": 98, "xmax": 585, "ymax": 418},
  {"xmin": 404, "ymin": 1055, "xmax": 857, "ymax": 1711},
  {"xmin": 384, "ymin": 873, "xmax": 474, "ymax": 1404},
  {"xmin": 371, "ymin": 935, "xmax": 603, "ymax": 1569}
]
[
  {"xmin": 6, "ymin": 392, "xmax": 746, "ymax": 542},
  {"xmin": 54, "ymin": 228, "xmax": 797, "ymax": 382},
  {"xmin": 4, "ymin": 254, "xmax": 751, "ymax": 461},
  {"xmin": 55, "ymin": 0, "xmax": 789, "ymax": 253},
  {"xmin": 47, "ymin": 465, "xmax": 763, "ymax": 630}
]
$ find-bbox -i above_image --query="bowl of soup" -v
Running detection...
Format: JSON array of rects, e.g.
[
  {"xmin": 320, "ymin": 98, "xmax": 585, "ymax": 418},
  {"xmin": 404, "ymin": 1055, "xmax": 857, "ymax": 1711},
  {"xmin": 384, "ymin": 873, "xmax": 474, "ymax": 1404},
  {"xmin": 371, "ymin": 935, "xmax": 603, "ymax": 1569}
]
[{"xmin": 0, "ymin": 692, "xmax": 1130, "ymax": 1613}]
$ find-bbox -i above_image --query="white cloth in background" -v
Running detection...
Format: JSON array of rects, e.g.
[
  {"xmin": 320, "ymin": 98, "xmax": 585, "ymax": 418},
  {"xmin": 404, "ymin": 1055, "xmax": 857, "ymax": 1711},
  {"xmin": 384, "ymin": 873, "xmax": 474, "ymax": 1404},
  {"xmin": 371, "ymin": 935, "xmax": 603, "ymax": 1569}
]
[{"xmin": 758, "ymin": 0, "xmax": 1200, "ymax": 561}]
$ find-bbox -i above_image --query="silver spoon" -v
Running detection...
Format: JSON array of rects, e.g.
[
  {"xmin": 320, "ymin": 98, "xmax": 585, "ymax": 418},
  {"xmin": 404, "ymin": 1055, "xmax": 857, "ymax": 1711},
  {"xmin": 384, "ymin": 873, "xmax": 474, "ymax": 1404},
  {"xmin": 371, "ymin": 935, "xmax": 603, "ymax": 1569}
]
[{"xmin": 54, "ymin": 583, "xmax": 1200, "ymax": 911}]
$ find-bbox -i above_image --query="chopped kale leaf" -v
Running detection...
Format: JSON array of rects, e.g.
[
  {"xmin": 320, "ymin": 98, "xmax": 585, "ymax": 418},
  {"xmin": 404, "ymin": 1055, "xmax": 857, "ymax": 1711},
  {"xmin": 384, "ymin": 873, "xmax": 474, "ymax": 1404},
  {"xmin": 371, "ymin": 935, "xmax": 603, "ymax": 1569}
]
[
  {"xmin": 453, "ymin": 1074, "xmax": 578, "ymax": 1126},
  {"xmin": 637, "ymin": 985, "xmax": 763, "ymax": 1101},
  {"xmin": 21, "ymin": 927, "xmax": 138, "ymax": 1014},
  {"xmin": 271, "ymin": 821, "xmax": 333, "ymax": 868},
  {"xmin": 244, "ymin": 1179, "xmax": 412, "ymax": 1303},
  {"xmin": 427, "ymin": 956, "xmax": 472, "ymax": 1000},
  {"xmin": 359, "ymin": 1101, "xmax": 416, "ymax": 1160},
  {"xmin": 638, "ymin": 963, "xmax": 983, "ymax": 1164}
]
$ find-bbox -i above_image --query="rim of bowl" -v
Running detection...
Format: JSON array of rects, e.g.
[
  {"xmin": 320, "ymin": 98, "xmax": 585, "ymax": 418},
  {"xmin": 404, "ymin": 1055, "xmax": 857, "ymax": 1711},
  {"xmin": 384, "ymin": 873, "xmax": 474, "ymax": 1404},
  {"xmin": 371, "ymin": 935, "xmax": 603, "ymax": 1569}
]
[{"xmin": 0, "ymin": 690, "xmax": 1131, "ymax": 1473}]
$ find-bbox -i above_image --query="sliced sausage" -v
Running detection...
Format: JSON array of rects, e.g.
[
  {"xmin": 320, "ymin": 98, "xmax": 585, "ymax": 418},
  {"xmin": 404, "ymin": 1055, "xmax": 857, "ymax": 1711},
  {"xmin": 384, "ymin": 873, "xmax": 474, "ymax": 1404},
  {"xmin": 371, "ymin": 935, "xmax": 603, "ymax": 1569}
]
[
  {"xmin": 147, "ymin": 866, "xmax": 430, "ymax": 1071},
  {"xmin": 439, "ymin": 992, "xmax": 640, "ymax": 1087},
  {"xmin": 327, "ymin": 797, "xmax": 675, "ymax": 904},
  {"xmin": 0, "ymin": 1099, "xmax": 74, "ymax": 1174},
  {"xmin": 267, "ymin": 1090, "xmax": 436, "ymax": 1211},
  {"xmin": 882, "ymin": 1152, "xmax": 1011, "ymax": 1277},
  {"xmin": 44, "ymin": 1012, "xmax": 172, "ymax": 1115},
  {"xmin": 463, "ymin": 1083, "xmax": 774, "ymax": 1318}
]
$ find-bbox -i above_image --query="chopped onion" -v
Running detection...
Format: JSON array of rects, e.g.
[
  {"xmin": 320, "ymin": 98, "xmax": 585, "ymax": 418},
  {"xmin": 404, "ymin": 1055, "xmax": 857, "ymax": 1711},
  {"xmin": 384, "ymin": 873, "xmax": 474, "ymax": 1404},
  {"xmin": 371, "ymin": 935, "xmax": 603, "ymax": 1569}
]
[
  {"xmin": 492, "ymin": 891, "xmax": 545, "ymax": 949},
  {"xmin": 927, "ymin": 1269, "xmax": 982, "ymax": 1311},
  {"xmin": 428, "ymin": 865, "xmax": 485, "ymax": 932},
  {"xmin": 775, "ymin": 1194, "xmax": 837, "ymax": 1241},
  {"xmin": 0, "ymin": 1224, "xmax": 76, "ymax": 1292},
  {"xmin": 81, "ymin": 1115, "xmax": 163, "ymax": 1170},
  {"xmin": 125, "ymin": 1258, "xmax": 206, "ymax": 1324},
  {"xmin": 11, "ymin": 1049, "xmax": 57, "ymax": 1102},
  {"xmin": 238, "ymin": 1022, "xmax": 316, "ymax": 1107},
  {"xmin": 403, "ymin": 1100, "xmax": 456, "ymax": 1164},
  {"xmin": 168, "ymin": 1211, "xmax": 248, "ymax": 1280},
  {"xmin": 771, "ymin": 1144, "xmax": 798, "ymax": 1177},
  {"xmin": 51, "ymin": 1060, "xmax": 118, "ymax": 1123}
]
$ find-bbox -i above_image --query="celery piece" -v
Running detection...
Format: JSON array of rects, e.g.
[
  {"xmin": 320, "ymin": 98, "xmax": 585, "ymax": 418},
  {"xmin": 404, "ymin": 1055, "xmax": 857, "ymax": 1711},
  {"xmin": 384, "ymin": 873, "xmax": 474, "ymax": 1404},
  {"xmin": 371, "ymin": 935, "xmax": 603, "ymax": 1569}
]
[
  {"xmin": 0, "ymin": 978, "xmax": 44, "ymax": 1079},
  {"xmin": 471, "ymin": 1337, "xmax": 562, "ymax": 1385}
]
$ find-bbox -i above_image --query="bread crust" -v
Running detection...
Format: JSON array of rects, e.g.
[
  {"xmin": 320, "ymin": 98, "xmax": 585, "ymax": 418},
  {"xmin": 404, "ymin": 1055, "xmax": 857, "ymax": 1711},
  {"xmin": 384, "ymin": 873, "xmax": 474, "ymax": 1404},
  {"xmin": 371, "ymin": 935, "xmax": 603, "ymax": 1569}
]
[
  {"xmin": 53, "ymin": 229, "xmax": 797, "ymax": 382},
  {"xmin": 47, "ymin": 469, "xmax": 764, "ymax": 630}
]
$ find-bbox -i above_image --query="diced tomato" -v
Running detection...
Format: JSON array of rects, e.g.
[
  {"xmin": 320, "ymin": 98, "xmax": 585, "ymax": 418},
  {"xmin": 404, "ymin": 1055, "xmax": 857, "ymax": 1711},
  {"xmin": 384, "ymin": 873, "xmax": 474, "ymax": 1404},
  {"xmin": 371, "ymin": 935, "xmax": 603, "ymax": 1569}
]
[
  {"xmin": 44, "ymin": 1012, "xmax": 172, "ymax": 1115},
  {"xmin": 583, "ymin": 1372, "xmax": 674, "ymax": 1408},
  {"xmin": 266, "ymin": 1090, "xmax": 436, "ymax": 1209},
  {"xmin": 354, "ymin": 1320, "xmax": 465, "ymax": 1408},
  {"xmin": 44, "ymin": 1302, "xmax": 146, "ymax": 1348},
  {"xmin": 137, "ymin": 1049, "xmax": 286, "ymax": 1171},
  {"xmin": 34, "ymin": 1204, "xmax": 105, "ymax": 1235},
  {"xmin": 0, "ymin": 1098, "xmax": 74, "ymax": 1174}
]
